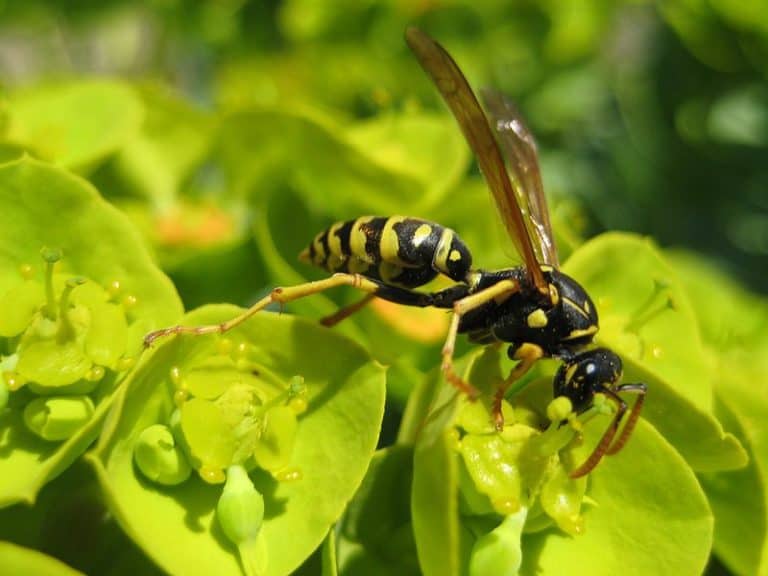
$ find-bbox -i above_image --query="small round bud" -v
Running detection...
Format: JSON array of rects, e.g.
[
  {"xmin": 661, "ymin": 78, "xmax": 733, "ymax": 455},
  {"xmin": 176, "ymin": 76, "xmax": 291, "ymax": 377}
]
[
  {"xmin": 116, "ymin": 357, "xmax": 135, "ymax": 372},
  {"xmin": 288, "ymin": 396, "xmax": 307, "ymax": 415},
  {"xmin": 19, "ymin": 263, "xmax": 34, "ymax": 279},
  {"xmin": 23, "ymin": 395, "xmax": 95, "ymax": 441},
  {"xmin": 40, "ymin": 247, "xmax": 63, "ymax": 264},
  {"xmin": 199, "ymin": 466, "xmax": 226, "ymax": 484},
  {"xmin": 592, "ymin": 393, "xmax": 613, "ymax": 415},
  {"xmin": 3, "ymin": 371, "xmax": 24, "ymax": 391},
  {"xmin": 217, "ymin": 465, "xmax": 265, "ymax": 545},
  {"xmin": 107, "ymin": 280, "xmax": 121, "ymax": 298},
  {"xmin": 133, "ymin": 424, "xmax": 192, "ymax": 486},
  {"xmin": 273, "ymin": 468, "xmax": 302, "ymax": 482},
  {"xmin": 173, "ymin": 389, "xmax": 189, "ymax": 406},
  {"xmin": 169, "ymin": 366, "xmax": 182, "ymax": 386},
  {"xmin": 547, "ymin": 396, "xmax": 573, "ymax": 423},
  {"xmin": 122, "ymin": 294, "xmax": 138, "ymax": 310},
  {"xmin": 85, "ymin": 365, "xmax": 106, "ymax": 382}
]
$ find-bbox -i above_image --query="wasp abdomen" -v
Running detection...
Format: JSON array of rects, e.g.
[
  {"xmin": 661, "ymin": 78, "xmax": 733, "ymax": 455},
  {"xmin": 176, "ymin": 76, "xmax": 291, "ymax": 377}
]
[{"xmin": 299, "ymin": 216, "xmax": 472, "ymax": 288}]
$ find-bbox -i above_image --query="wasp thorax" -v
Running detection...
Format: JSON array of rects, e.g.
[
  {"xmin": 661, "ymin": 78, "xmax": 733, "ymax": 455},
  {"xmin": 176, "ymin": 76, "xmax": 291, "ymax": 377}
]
[{"xmin": 547, "ymin": 270, "xmax": 599, "ymax": 345}]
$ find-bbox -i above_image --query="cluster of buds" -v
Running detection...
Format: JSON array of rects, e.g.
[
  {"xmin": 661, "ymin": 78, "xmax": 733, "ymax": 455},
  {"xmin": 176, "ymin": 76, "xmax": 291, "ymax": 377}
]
[
  {"xmin": 131, "ymin": 335, "xmax": 308, "ymax": 572},
  {"xmin": 0, "ymin": 248, "xmax": 137, "ymax": 441}
]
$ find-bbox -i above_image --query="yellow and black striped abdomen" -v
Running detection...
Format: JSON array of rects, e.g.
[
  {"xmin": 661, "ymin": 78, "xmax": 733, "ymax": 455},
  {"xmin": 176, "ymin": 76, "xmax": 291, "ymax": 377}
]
[{"xmin": 299, "ymin": 216, "xmax": 473, "ymax": 288}]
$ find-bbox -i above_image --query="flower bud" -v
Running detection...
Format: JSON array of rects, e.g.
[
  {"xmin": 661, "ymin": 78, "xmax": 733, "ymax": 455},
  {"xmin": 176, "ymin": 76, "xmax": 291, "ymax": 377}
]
[
  {"xmin": 133, "ymin": 424, "xmax": 192, "ymax": 486},
  {"xmin": 547, "ymin": 396, "xmax": 573, "ymax": 423},
  {"xmin": 23, "ymin": 395, "xmax": 94, "ymax": 441},
  {"xmin": 217, "ymin": 465, "xmax": 265, "ymax": 545},
  {"xmin": 469, "ymin": 508, "xmax": 527, "ymax": 576}
]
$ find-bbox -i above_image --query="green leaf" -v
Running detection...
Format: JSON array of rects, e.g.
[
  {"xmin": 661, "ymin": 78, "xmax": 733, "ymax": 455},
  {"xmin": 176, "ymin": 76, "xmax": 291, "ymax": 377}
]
[
  {"xmin": 411, "ymin": 356, "xmax": 474, "ymax": 576},
  {"xmin": 670, "ymin": 250, "xmax": 768, "ymax": 575},
  {"xmin": 702, "ymin": 390, "xmax": 768, "ymax": 576},
  {"xmin": 338, "ymin": 446, "xmax": 419, "ymax": 576},
  {"xmin": 88, "ymin": 305, "xmax": 386, "ymax": 576},
  {"xmin": 114, "ymin": 84, "xmax": 214, "ymax": 203},
  {"xmin": 0, "ymin": 280, "xmax": 45, "ymax": 337},
  {"xmin": 0, "ymin": 541, "xmax": 83, "ymax": 576},
  {"xmin": 344, "ymin": 111, "xmax": 470, "ymax": 208},
  {"xmin": 321, "ymin": 528, "xmax": 338, "ymax": 576},
  {"xmin": 5, "ymin": 81, "xmax": 143, "ymax": 169},
  {"xmin": 216, "ymin": 107, "xmax": 421, "ymax": 214},
  {"xmin": 520, "ymin": 420, "xmax": 713, "ymax": 576},
  {"xmin": 563, "ymin": 232, "xmax": 746, "ymax": 471},
  {"xmin": 0, "ymin": 157, "xmax": 182, "ymax": 507}
]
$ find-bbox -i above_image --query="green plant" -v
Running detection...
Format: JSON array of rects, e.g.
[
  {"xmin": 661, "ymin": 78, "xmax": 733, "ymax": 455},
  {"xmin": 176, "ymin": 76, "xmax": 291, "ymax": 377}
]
[{"xmin": 0, "ymin": 3, "xmax": 767, "ymax": 574}]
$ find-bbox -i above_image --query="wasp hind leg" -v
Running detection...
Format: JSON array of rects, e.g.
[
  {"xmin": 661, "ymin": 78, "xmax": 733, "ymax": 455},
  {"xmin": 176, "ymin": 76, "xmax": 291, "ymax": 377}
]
[
  {"xmin": 320, "ymin": 294, "xmax": 376, "ymax": 327},
  {"xmin": 144, "ymin": 273, "xmax": 390, "ymax": 347}
]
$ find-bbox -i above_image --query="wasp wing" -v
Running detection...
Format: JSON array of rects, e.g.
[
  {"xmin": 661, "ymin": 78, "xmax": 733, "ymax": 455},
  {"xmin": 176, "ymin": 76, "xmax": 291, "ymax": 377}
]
[
  {"xmin": 404, "ymin": 27, "xmax": 547, "ymax": 293},
  {"xmin": 481, "ymin": 89, "xmax": 559, "ymax": 268}
]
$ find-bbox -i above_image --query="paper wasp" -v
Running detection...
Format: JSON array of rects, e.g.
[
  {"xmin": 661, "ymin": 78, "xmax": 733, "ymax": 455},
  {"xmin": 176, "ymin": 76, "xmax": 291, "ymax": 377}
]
[{"xmin": 145, "ymin": 28, "xmax": 646, "ymax": 478}]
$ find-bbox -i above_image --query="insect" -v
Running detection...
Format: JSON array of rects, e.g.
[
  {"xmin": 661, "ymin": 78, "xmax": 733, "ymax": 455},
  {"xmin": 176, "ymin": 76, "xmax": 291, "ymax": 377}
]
[{"xmin": 144, "ymin": 27, "xmax": 646, "ymax": 478}]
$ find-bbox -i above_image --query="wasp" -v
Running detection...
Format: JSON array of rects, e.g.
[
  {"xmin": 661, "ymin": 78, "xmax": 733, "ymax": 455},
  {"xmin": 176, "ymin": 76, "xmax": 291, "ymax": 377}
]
[{"xmin": 145, "ymin": 28, "xmax": 646, "ymax": 478}]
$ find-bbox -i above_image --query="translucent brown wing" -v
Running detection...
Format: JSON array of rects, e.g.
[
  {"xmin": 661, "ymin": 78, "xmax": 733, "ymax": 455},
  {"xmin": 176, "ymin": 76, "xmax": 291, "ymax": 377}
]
[
  {"xmin": 481, "ymin": 89, "xmax": 559, "ymax": 267},
  {"xmin": 404, "ymin": 27, "xmax": 548, "ymax": 293}
]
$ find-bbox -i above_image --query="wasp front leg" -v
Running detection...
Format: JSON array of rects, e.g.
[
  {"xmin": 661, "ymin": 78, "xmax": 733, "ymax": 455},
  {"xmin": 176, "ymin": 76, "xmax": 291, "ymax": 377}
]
[{"xmin": 492, "ymin": 342, "xmax": 544, "ymax": 430}]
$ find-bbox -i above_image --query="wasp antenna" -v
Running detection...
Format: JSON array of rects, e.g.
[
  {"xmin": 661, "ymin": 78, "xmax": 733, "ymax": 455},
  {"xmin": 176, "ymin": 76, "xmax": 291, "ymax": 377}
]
[
  {"xmin": 605, "ymin": 384, "xmax": 647, "ymax": 456},
  {"xmin": 569, "ymin": 398, "xmax": 626, "ymax": 479}
]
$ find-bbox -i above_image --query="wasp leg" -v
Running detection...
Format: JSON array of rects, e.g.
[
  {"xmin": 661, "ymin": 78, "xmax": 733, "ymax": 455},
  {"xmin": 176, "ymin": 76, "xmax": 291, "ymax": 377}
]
[
  {"xmin": 144, "ymin": 273, "xmax": 389, "ymax": 347},
  {"xmin": 322, "ymin": 280, "xmax": 477, "ymax": 327},
  {"xmin": 492, "ymin": 343, "xmax": 544, "ymax": 430},
  {"xmin": 320, "ymin": 294, "xmax": 376, "ymax": 327},
  {"xmin": 569, "ymin": 387, "xmax": 629, "ymax": 478},
  {"xmin": 605, "ymin": 383, "xmax": 647, "ymax": 455},
  {"xmin": 440, "ymin": 279, "xmax": 521, "ymax": 400}
]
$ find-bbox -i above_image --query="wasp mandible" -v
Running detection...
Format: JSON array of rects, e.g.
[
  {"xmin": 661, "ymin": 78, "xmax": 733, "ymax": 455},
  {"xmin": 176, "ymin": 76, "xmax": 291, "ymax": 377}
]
[{"xmin": 145, "ymin": 28, "xmax": 647, "ymax": 478}]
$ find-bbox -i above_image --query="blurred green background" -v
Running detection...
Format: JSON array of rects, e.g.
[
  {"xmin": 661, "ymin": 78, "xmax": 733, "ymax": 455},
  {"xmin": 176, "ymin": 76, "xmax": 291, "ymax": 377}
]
[{"xmin": 1, "ymin": 0, "xmax": 765, "ymax": 294}]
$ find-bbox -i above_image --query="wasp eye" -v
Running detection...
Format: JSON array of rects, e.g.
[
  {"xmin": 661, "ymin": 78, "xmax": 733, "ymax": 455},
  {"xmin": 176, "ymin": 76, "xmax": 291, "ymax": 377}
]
[{"xmin": 585, "ymin": 363, "xmax": 596, "ymax": 375}]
